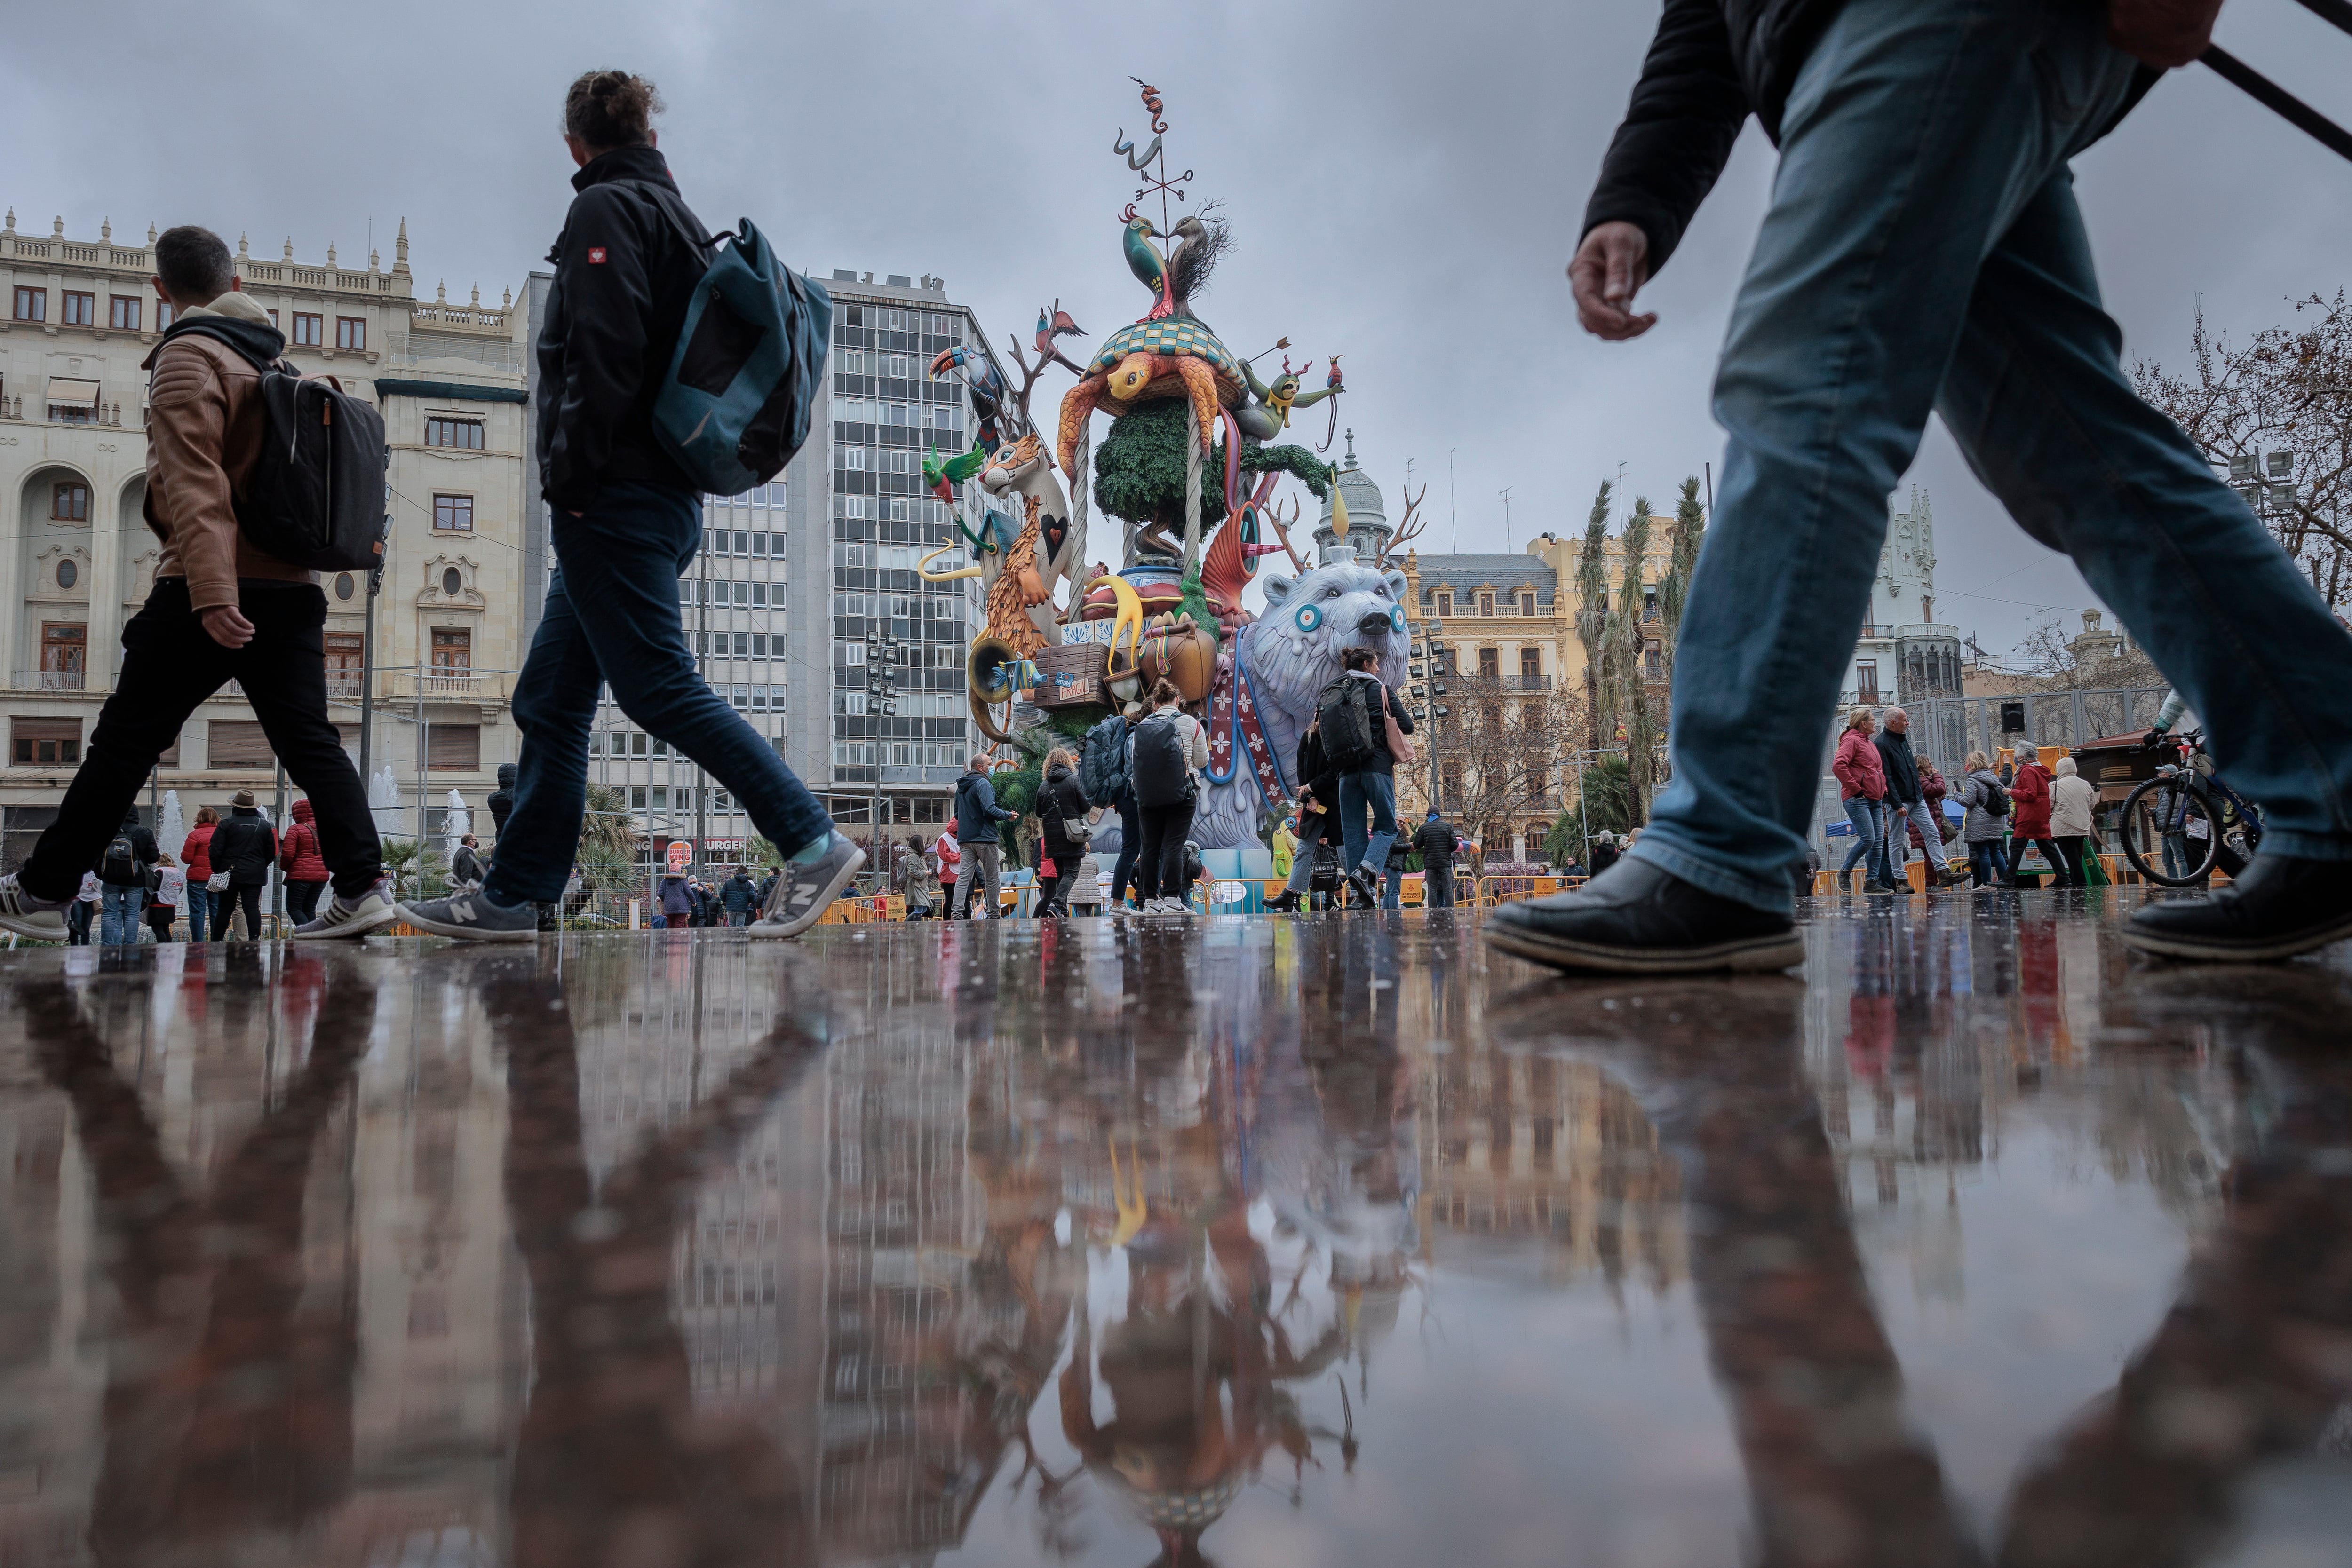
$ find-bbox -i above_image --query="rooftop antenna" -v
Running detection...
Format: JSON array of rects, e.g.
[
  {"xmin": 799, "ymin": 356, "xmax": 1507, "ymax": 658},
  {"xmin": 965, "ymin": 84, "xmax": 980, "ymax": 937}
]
[
  {"xmin": 1500, "ymin": 487, "xmax": 1514, "ymax": 553},
  {"xmin": 1448, "ymin": 448, "xmax": 1457, "ymax": 554}
]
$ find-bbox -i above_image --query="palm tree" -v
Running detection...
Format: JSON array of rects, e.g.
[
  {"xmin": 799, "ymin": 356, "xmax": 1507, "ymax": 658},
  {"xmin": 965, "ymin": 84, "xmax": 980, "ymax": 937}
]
[
  {"xmin": 573, "ymin": 783, "xmax": 641, "ymax": 914},
  {"xmin": 381, "ymin": 839, "xmax": 448, "ymax": 902},
  {"xmin": 1574, "ymin": 481, "xmax": 1614, "ymax": 758},
  {"xmin": 1660, "ymin": 475, "xmax": 1706, "ymax": 690}
]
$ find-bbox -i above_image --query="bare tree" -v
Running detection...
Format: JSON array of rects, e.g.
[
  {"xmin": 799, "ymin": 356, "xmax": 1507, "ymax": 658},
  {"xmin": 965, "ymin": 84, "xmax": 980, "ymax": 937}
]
[
  {"xmin": 1429, "ymin": 678, "xmax": 1590, "ymax": 863},
  {"xmin": 2133, "ymin": 291, "xmax": 2352, "ymax": 610},
  {"xmin": 2011, "ymin": 613, "xmax": 2168, "ymax": 693}
]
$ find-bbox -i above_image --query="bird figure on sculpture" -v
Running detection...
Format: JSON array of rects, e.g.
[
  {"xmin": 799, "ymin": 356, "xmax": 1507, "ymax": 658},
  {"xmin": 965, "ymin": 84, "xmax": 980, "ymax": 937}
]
[
  {"xmin": 1033, "ymin": 301, "xmax": 1089, "ymax": 376},
  {"xmin": 1121, "ymin": 214, "xmax": 1176, "ymax": 321},
  {"xmin": 929, "ymin": 343, "xmax": 1012, "ymax": 446}
]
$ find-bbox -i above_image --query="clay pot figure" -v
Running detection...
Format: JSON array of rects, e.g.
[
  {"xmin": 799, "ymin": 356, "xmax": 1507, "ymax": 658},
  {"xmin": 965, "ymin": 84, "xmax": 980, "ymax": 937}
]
[{"xmin": 1141, "ymin": 616, "xmax": 1216, "ymax": 705}]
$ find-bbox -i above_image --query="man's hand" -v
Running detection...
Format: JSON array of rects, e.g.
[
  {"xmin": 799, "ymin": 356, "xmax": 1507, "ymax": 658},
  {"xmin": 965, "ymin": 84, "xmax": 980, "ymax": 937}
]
[
  {"xmin": 1569, "ymin": 221, "xmax": 1659, "ymax": 341},
  {"xmin": 200, "ymin": 605, "xmax": 256, "ymax": 649},
  {"xmin": 2107, "ymin": 0, "xmax": 2224, "ymax": 67}
]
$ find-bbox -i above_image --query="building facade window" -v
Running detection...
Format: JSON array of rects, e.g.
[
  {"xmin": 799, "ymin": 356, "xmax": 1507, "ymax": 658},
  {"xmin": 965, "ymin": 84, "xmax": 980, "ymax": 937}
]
[
  {"xmin": 51, "ymin": 483, "xmax": 89, "ymax": 522},
  {"xmin": 424, "ymin": 416, "xmax": 484, "ymax": 450},
  {"xmin": 325, "ymin": 633, "xmax": 363, "ymax": 693},
  {"xmin": 433, "ymin": 493, "xmax": 474, "ymax": 531},
  {"xmin": 36, "ymin": 624, "xmax": 86, "ymax": 689},
  {"xmin": 12, "ymin": 287, "xmax": 45, "ymax": 322},
  {"xmin": 56, "ymin": 560, "xmax": 77, "ymax": 590},
  {"xmin": 440, "ymin": 566, "xmax": 463, "ymax": 595},
  {"xmin": 291, "ymin": 312, "xmax": 322, "ymax": 347},
  {"xmin": 1520, "ymin": 647, "xmax": 1541, "ymax": 680},
  {"xmin": 1855, "ymin": 660, "xmax": 1880, "ymax": 704},
  {"xmin": 12, "ymin": 719, "xmax": 81, "ymax": 766},
  {"xmin": 335, "ymin": 316, "xmax": 366, "ymax": 352},
  {"xmin": 109, "ymin": 295, "xmax": 141, "ymax": 331},
  {"xmin": 1478, "ymin": 647, "xmax": 1500, "ymax": 679},
  {"xmin": 155, "ymin": 301, "xmax": 175, "ymax": 331},
  {"xmin": 431, "ymin": 627, "xmax": 472, "ymax": 675},
  {"xmin": 1518, "ymin": 590, "xmax": 1536, "ymax": 616},
  {"xmin": 1436, "ymin": 591, "xmax": 1453, "ymax": 618},
  {"xmin": 426, "ymin": 725, "xmax": 481, "ymax": 771},
  {"xmin": 1478, "ymin": 592, "xmax": 1494, "ymax": 618},
  {"xmin": 62, "ymin": 291, "xmax": 95, "ymax": 327},
  {"xmin": 208, "ymin": 720, "xmax": 275, "ymax": 768}
]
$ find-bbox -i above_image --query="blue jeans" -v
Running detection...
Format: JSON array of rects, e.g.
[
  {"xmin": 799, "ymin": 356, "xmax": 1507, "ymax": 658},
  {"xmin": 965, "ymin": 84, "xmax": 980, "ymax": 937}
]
[
  {"xmin": 485, "ymin": 481, "xmax": 833, "ymax": 905},
  {"xmin": 1970, "ymin": 840, "xmax": 2009, "ymax": 888},
  {"xmin": 183, "ymin": 883, "xmax": 211, "ymax": 944},
  {"xmin": 1884, "ymin": 796, "xmax": 1940, "ymax": 877},
  {"xmin": 1629, "ymin": 0, "xmax": 2352, "ymax": 915},
  {"xmin": 1336, "ymin": 771, "xmax": 1398, "ymax": 878},
  {"xmin": 99, "ymin": 883, "xmax": 144, "ymax": 944},
  {"xmin": 1382, "ymin": 863, "xmax": 1403, "ymax": 909},
  {"xmin": 1839, "ymin": 798, "xmax": 1886, "ymax": 885}
]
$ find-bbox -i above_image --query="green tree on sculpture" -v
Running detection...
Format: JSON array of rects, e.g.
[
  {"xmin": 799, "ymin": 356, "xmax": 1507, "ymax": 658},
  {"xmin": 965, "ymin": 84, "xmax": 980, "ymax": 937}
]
[
  {"xmin": 1574, "ymin": 481, "xmax": 1613, "ymax": 758},
  {"xmin": 1091, "ymin": 399, "xmax": 1332, "ymax": 553}
]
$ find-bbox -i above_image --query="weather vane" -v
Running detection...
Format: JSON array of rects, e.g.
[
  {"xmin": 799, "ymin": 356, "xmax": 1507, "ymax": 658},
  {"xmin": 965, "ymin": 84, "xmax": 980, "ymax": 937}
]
[{"xmin": 1112, "ymin": 78, "xmax": 1193, "ymax": 232}]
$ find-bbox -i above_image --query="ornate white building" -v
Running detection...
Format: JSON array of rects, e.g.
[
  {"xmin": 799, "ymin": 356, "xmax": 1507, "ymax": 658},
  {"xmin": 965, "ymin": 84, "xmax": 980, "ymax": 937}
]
[
  {"xmin": 1842, "ymin": 487, "xmax": 1961, "ymax": 711},
  {"xmin": 0, "ymin": 211, "xmax": 529, "ymax": 873}
]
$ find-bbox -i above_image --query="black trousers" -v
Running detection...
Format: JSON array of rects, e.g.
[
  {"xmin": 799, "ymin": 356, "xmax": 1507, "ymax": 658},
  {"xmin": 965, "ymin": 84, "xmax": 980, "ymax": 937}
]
[
  {"xmin": 1110, "ymin": 791, "xmax": 1143, "ymax": 904},
  {"xmin": 286, "ymin": 880, "xmax": 326, "ymax": 924},
  {"xmin": 2006, "ymin": 835, "xmax": 2071, "ymax": 886},
  {"xmin": 145, "ymin": 906, "xmax": 179, "ymax": 942},
  {"xmin": 222, "ymin": 881, "xmax": 267, "ymax": 940},
  {"xmin": 1036, "ymin": 854, "xmax": 1084, "ymax": 916},
  {"xmin": 23, "ymin": 579, "xmax": 381, "ymax": 903},
  {"xmin": 1135, "ymin": 798, "xmax": 1195, "ymax": 902}
]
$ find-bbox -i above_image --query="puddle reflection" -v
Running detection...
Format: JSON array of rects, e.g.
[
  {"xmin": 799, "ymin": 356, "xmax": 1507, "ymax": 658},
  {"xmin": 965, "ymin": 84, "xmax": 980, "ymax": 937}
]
[{"xmin": 0, "ymin": 906, "xmax": 2344, "ymax": 1566}]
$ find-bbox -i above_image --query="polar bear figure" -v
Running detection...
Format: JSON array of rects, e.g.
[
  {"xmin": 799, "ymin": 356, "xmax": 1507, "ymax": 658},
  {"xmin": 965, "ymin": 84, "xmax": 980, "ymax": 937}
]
[{"xmin": 1184, "ymin": 556, "xmax": 1414, "ymax": 852}]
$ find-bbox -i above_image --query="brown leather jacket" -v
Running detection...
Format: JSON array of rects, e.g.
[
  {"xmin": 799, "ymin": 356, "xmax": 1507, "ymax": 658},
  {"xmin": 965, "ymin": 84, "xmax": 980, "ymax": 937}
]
[{"xmin": 140, "ymin": 294, "xmax": 311, "ymax": 612}]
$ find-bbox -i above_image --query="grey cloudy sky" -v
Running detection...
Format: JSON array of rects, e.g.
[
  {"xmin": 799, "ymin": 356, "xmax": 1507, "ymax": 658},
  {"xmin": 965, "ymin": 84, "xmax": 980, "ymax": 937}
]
[{"xmin": 11, "ymin": 1, "xmax": 2345, "ymax": 656}]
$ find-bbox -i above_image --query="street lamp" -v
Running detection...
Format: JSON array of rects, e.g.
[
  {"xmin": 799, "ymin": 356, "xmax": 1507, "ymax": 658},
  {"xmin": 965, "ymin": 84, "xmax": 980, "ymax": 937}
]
[
  {"xmin": 863, "ymin": 633, "xmax": 901, "ymax": 867},
  {"xmin": 1423, "ymin": 618, "xmax": 1446, "ymax": 814}
]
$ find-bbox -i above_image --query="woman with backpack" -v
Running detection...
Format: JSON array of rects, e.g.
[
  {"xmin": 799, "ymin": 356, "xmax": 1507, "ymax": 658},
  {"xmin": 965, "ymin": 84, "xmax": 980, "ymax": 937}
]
[
  {"xmin": 1035, "ymin": 748, "xmax": 1097, "ymax": 917},
  {"xmin": 1316, "ymin": 648, "xmax": 1417, "ymax": 908},
  {"xmin": 1959, "ymin": 751, "xmax": 2015, "ymax": 889},
  {"xmin": 1125, "ymin": 680, "xmax": 1210, "ymax": 914}
]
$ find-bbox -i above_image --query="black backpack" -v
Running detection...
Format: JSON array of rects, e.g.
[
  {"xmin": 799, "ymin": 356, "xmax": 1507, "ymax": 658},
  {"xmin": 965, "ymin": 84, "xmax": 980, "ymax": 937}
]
[
  {"xmin": 1080, "ymin": 712, "xmax": 1129, "ymax": 806},
  {"xmin": 1315, "ymin": 676, "xmax": 1379, "ymax": 772},
  {"xmin": 159, "ymin": 321, "xmax": 389, "ymax": 571},
  {"xmin": 1130, "ymin": 712, "xmax": 1197, "ymax": 808},
  {"xmin": 99, "ymin": 832, "xmax": 143, "ymax": 886},
  {"xmin": 1980, "ymin": 774, "xmax": 2010, "ymax": 817}
]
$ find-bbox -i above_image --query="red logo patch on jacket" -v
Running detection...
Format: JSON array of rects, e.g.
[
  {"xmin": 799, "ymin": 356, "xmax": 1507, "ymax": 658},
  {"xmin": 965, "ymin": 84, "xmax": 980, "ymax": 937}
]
[{"xmin": 587, "ymin": 247, "xmax": 607, "ymax": 264}]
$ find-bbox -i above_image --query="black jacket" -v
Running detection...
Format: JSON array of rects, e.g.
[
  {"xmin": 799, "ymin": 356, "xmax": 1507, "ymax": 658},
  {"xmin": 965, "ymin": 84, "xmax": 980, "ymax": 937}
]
[
  {"xmin": 536, "ymin": 144, "xmax": 702, "ymax": 512},
  {"xmin": 1584, "ymin": 0, "xmax": 2157, "ymax": 275},
  {"xmin": 451, "ymin": 844, "xmax": 486, "ymax": 885},
  {"xmin": 1413, "ymin": 818, "xmax": 1458, "ymax": 866},
  {"xmin": 96, "ymin": 817, "xmax": 160, "ymax": 886},
  {"xmin": 1344, "ymin": 674, "xmax": 1416, "ymax": 779},
  {"xmin": 1874, "ymin": 727, "xmax": 1922, "ymax": 806},
  {"xmin": 487, "ymin": 761, "xmax": 517, "ymax": 837},
  {"xmin": 954, "ymin": 769, "xmax": 1016, "ymax": 844},
  {"xmin": 1040, "ymin": 765, "xmax": 1092, "ymax": 859},
  {"xmin": 208, "ymin": 808, "xmax": 278, "ymax": 888},
  {"xmin": 1294, "ymin": 728, "xmax": 1340, "ymax": 820}
]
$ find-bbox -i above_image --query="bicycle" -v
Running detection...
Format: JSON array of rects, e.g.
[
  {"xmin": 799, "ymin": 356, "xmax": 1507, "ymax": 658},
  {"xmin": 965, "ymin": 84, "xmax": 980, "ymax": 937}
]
[{"xmin": 2117, "ymin": 729, "xmax": 2262, "ymax": 887}]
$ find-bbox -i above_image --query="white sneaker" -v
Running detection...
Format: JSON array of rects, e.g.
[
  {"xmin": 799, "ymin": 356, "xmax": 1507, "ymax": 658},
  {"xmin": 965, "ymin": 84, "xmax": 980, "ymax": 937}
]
[
  {"xmin": 292, "ymin": 876, "xmax": 401, "ymax": 940},
  {"xmin": 0, "ymin": 873, "xmax": 69, "ymax": 942}
]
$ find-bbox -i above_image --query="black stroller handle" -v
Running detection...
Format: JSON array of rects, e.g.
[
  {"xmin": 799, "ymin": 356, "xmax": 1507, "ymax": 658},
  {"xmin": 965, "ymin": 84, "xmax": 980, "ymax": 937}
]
[{"xmin": 2200, "ymin": 44, "xmax": 2352, "ymax": 164}]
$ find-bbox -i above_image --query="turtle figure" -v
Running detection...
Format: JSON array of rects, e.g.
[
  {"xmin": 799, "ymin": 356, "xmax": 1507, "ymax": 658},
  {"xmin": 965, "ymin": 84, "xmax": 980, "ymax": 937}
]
[{"xmin": 1056, "ymin": 317, "xmax": 1243, "ymax": 477}]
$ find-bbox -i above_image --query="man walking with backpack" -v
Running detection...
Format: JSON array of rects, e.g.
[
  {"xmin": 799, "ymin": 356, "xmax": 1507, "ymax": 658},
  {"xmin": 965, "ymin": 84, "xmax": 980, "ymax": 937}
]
[
  {"xmin": 399, "ymin": 70, "xmax": 859, "ymax": 943},
  {"xmin": 1414, "ymin": 809, "xmax": 1460, "ymax": 910},
  {"xmin": 95, "ymin": 810, "xmax": 159, "ymax": 945},
  {"xmin": 0, "ymin": 227, "xmax": 394, "ymax": 944},
  {"xmin": 1488, "ymin": 0, "xmax": 2352, "ymax": 972},
  {"xmin": 952, "ymin": 757, "xmax": 1017, "ymax": 918},
  {"xmin": 1315, "ymin": 648, "xmax": 1415, "ymax": 909}
]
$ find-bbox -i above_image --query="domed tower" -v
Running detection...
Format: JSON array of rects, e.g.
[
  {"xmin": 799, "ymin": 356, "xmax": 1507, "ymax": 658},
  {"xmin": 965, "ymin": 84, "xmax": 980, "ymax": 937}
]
[{"xmin": 1314, "ymin": 430, "xmax": 1389, "ymax": 565}]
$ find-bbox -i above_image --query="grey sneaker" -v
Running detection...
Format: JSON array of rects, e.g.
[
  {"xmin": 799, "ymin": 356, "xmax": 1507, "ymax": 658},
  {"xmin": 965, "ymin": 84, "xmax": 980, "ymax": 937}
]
[
  {"xmin": 398, "ymin": 886, "xmax": 539, "ymax": 942},
  {"xmin": 291, "ymin": 876, "xmax": 401, "ymax": 941},
  {"xmin": 750, "ymin": 835, "xmax": 866, "ymax": 939},
  {"xmin": 0, "ymin": 873, "xmax": 70, "ymax": 942}
]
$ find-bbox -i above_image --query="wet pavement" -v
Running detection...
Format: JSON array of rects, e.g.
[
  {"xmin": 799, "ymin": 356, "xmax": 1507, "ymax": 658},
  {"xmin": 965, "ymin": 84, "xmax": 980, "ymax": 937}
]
[{"xmin": 0, "ymin": 894, "xmax": 2347, "ymax": 1567}]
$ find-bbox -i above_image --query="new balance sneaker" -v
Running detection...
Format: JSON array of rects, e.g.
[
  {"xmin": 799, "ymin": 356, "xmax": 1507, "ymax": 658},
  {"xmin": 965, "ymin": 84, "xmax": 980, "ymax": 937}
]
[
  {"xmin": 1485, "ymin": 858, "xmax": 1805, "ymax": 976},
  {"xmin": 0, "ymin": 874, "xmax": 69, "ymax": 942},
  {"xmin": 291, "ymin": 876, "xmax": 402, "ymax": 940},
  {"xmin": 398, "ymin": 886, "xmax": 540, "ymax": 942},
  {"xmin": 750, "ymin": 834, "xmax": 866, "ymax": 939}
]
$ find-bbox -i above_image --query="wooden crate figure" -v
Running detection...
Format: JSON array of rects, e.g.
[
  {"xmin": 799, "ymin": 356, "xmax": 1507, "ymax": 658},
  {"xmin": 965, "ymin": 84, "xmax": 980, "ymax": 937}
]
[{"xmin": 1027, "ymin": 641, "xmax": 1110, "ymax": 712}]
